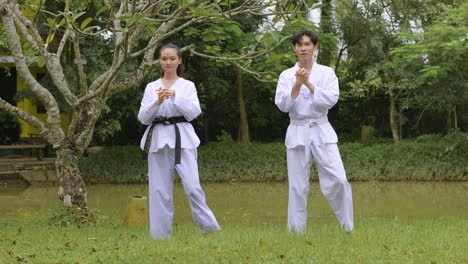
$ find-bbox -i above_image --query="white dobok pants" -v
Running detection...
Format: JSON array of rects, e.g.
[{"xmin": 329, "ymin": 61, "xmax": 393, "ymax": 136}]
[
  {"xmin": 287, "ymin": 143, "xmax": 354, "ymax": 232},
  {"xmin": 148, "ymin": 147, "xmax": 220, "ymax": 239}
]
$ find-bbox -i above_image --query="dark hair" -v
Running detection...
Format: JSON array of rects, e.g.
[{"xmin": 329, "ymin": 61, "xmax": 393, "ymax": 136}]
[
  {"xmin": 291, "ymin": 30, "xmax": 318, "ymax": 45},
  {"xmin": 159, "ymin": 43, "xmax": 185, "ymax": 77}
]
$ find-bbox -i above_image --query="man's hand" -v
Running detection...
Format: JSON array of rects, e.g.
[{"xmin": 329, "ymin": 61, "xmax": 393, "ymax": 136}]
[
  {"xmin": 296, "ymin": 68, "xmax": 315, "ymax": 94},
  {"xmin": 291, "ymin": 67, "xmax": 311, "ymax": 100},
  {"xmin": 295, "ymin": 67, "xmax": 310, "ymax": 84}
]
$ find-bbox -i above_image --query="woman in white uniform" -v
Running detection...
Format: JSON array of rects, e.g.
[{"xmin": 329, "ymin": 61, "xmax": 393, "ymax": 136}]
[
  {"xmin": 138, "ymin": 43, "xmax": 220, "ymax": 239},
  {"xmin": 275, "ymin": 30, "xmax": 354, "ymax": 233}
]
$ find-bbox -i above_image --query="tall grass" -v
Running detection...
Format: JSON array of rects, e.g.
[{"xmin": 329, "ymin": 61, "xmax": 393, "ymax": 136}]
[
  {"xmin": 78, "ymin": 132, "xmax": 468, "ymax": 183},
  {"xmin": 1, "ymin": 217, "xmax": 467, "ymax": 263}
]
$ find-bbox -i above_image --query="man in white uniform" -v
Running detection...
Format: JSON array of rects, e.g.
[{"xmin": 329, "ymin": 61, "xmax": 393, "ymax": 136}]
[{"xmin": 275, "ymin": 30, "xmax": 354, "ymax": 233}]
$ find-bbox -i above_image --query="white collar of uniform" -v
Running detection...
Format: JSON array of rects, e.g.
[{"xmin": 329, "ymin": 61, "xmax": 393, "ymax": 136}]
[{"xmin": 293, "ymin": 62, "xmax": 320, "ymax": 71}]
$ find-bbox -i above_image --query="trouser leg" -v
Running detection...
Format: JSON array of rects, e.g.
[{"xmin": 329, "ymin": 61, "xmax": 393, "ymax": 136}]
[
  {"xmin": 311, "ymin": 143, "xmax": 354, "ymax": 231},
  {"xmin": 287, "ymin": 146, "xmax": 312, "ymax": 233},
  {"xmin": 176, "ymin": 148, "xmax": 221, "ymax": 233},
  {"xmin": 148, "ymin": 148, "xmax": 175, "ymax": 239}
]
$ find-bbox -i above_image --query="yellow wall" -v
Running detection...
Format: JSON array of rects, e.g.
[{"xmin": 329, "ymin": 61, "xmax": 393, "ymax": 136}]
[
  {"xmin": 16, "ymin": 71, "xmax": 71, "ymax": 138},
  {"xmin": 21, "ymin": 7, "xmax": 36, "ymax": 20}
]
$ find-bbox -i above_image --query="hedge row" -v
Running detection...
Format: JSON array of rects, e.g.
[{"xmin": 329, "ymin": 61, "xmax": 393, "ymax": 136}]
[{"xmin": 78, "ymin": 132, "xmax": 468, "ymax": 183}]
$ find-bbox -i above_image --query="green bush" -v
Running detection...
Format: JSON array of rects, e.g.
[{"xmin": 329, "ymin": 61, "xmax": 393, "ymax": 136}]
[
  {"xmin": 79, "ymin": 132, "xmax": 468, "ymax": 183},
  {"xmin": 198, "ymin": 141, "xmax": 287, "ymax": 182},
  {"xmin": 0, "ymin": 112, "xmax": 21, "ymax": 144},
  {"xmin": 79, "ymin": 146, "xmax": 148, "ymax": 183},
  {"xmin": 341, "ymin": 132, "xmax": 468, "ymax": 181}
]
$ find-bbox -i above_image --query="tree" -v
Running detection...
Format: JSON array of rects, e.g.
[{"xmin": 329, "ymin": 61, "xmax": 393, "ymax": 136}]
[
  {"xmin": 0, "ymin": 0, "xmax": 300, "ymax": 212},
  {"xmin": 317, "ymin": 0, "xmax": 338, "ymax": 67},
  {"xmin": 391, "ymin": 3, "xmax": 467, "ymax": 134},
  {"xmin": 182, "ymin": 15, "xmax": 262, "ymax": 143},
  {"xmin": 335, "ymin": 0, "xmax": 451, "ymax": 142}
]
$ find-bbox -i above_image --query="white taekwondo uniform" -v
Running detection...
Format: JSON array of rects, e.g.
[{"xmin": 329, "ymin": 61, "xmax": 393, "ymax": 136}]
[
  {"xmin": 138, "ymin": 77, "xmax": 220, "ymax": 239},
  {"xmin": 275, "ymin": 63, "xmax": 354, "ymax": 232}
]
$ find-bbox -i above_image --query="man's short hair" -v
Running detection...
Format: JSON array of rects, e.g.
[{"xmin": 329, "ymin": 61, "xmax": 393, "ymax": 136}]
[{"xmin": 292, "ymin": 30, "xmax": 318, "ymax": 45}]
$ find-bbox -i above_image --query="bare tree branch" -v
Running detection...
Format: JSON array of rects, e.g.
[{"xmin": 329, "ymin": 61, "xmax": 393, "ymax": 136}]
[
  {"xmin": 74, "ymin": 2, "xmax": 129, "ymax": 106},
  {"xmin": 1, "ymin": 4, "xmax": 67, "ymax": 147},
  {"xmin": 128, "ymin": 8, "xmax": 186, "ymax": 58},
  {"xmin": 187, "ymin": 39, "xmax": 286, "ymax": 61},
  {"xmin": 147, "ymin": 4, "xmax": 188, "ymax": 22},
  {"xmin": 112, "ymin": 1, "xmax": 127, "ymax": 55},
  {"xmin": 71, "ymin": 32, "xmax": 88, "ymax": 94},
  {"xmin": 78, "ymin": 5, "xmax": 187, "ymax": 103},
  {"xmin": 141, "ymin": 0, "xmax": 168, "ymax": 14},
  {"xmin": 76, "ymin": 66, "xmax": 120, "ymax": 106},
  {"xmin": 108, "ymin": 43, "xmax": 196, "ymax": 96},
  {"xmin": 39, "ymin": 9, "xmax": 58, "ymax": 17},
  {"xmin": 108, "ymin": 60, "xmax": 157, "ymax": 96},
  {"xmin": 11, "ymin": 4, "xmax": 78, "ymax": 107},
  {"xmin": 232, "ymin": 60, "xmax": 277, "ymax": 83},
  {"xmin": 1, "ymin": 14, "xmax": 58, "ymax": 116},
  {"xmin": 127, "ymin": 1, "xmax": 284, "ymax": 59},
  {"xmin": 56, "ymin": 29, "xmax": 70, "ymax": 57},
  {"xmin": 74, "ymin": 101, "xmax": 101, "ymax": 155},
  {"xmin": 11, "ymin": 8, "xmax": 45, "ymax": 55},
  {"xmin": 64, "ymin": 0, "xmax": 70, "ymax": 12},
  {"xmin": 414, "ymin": 100, "xmax": 434, "ymax": 129},
  {"xmin": 107, "ymin": 43, "xmax": 195, "ymax": 96},
  {"xmin": 0, "ymin": 98, "xmax": 49, "ymax": 137}
]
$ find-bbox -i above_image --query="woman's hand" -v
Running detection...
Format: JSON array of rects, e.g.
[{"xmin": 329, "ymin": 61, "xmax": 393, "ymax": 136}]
[
  {"xmin": 163, "ymin": 89, "xmax": 176, "ymax": 97},
  {"xmin": 156, "ymin": 88, "xmax": 165, "ymax": 105},
  {"xmin": 156, "ymin": 88, "xmax": 176, "ymax": 105}
]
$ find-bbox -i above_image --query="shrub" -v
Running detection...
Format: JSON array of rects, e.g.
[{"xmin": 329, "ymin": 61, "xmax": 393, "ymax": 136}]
[
  {"xmin": 0, "ymin": 112, "xmax": 21, "ymax": 144},
  {"xmin": 79, "ymin": 132, "xmax": 468, "ymax": 183}
]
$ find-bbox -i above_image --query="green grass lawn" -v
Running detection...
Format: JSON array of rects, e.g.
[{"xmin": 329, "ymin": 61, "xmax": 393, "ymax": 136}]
[{"xmin": 1, "ymin": 217, "xmax": 467, "ymax": 263}]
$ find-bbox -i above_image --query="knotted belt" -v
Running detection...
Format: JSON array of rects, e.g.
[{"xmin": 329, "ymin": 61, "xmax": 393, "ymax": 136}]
[
  {"xmin": 143, "ymin": 116, "xmax": 188, "ymax": 164},
  {"xmin": 290, "ymin": 116, "xmax": 328, "ymax": 165}
]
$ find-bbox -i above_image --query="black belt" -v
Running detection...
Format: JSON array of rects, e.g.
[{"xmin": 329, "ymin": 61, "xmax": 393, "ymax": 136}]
[{"xmin": 143, "ymin": 116, "xmax": 188, "ymax": 164}]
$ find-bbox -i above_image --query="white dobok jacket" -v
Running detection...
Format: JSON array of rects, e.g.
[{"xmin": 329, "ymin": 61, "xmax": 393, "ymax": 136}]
[
  {"xmin": 138, "ymin": 78, "xmax": 201, "ymax": 152},
  {"xmin": 275, "ymin": 63, "xmax": 340, "ymax": 150}
]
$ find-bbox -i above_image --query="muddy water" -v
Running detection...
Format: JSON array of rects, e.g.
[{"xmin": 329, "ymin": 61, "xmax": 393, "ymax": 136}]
[{"xmin": 1, "ymin": 182, "xmax": 467, "ymax": 224}]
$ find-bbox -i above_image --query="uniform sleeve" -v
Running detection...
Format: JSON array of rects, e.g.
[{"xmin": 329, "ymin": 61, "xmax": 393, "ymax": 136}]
[
  {"xmin": 275, "ymin": 71, "xmax": 297, "ymax": 113},
  {"xmin": 137, "ymin": 84, "xmax": 160, "ymax": 125},
  {"xmin": 312, "ymin": 69, "xmax": 339, "ymax": 109},
  {"xmin": 172, "ymin": 81, "xmax": 201, "ymax": 121}
]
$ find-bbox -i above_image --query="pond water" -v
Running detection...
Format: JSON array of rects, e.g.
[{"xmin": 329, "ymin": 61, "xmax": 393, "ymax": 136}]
[{"xmin": 1, "ymin": 182, "xmax": 467, "ymax": 225}]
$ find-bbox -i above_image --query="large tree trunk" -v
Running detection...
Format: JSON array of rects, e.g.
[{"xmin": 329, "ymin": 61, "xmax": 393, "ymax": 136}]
[
  {"xmin": 318, "ymin": 0, "xmax": 334, "ymax": 66},
  {"xmin": 236, "ymin": 67, "xmax": 250, "ymax": 143},
  {"xmin": 54, "ymin": 102, "xmax": 101, "ymax": 211},
  {"xmin": 55, "ymin": 146, "xmax": 88, "ymax": 210},
  {"xmin": 203, "ymin": 116, "xmax": 209, "ymax": 143},
  {"xmin": 389, "ymin": 94, "xmax": 399, "ymax": 144}
]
